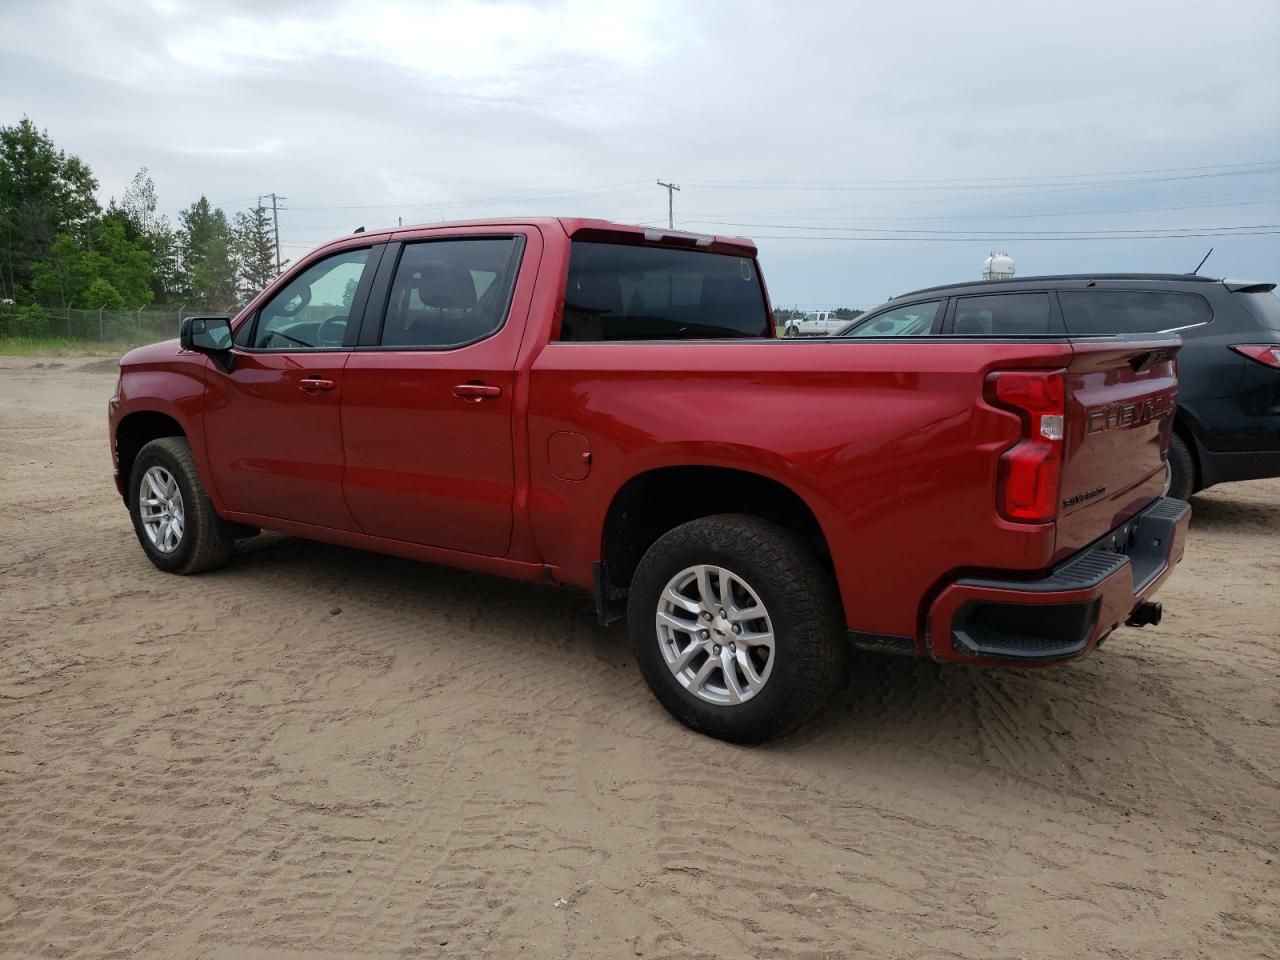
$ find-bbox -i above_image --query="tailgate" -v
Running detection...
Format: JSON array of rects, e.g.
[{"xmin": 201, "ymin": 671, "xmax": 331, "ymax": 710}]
[{"xmin": 1054, "ymin": 336, "xmax": 1180, "ymax": 560}]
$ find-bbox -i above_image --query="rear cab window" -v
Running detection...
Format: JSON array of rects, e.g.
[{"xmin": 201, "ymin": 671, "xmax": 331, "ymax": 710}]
[
  {"xmin": 1059, "ymin": 290, "xmax": 1212, "ymax": 335},
  {"xmin": 560, "ymin": 241, "xmax": 771, "ymax": 341}
]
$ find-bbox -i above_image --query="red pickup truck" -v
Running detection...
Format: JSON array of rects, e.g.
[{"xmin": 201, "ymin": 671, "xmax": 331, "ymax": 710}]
[{"xmin": 108, "ymin": 218, "xmax": 1190, "ymax": 742}]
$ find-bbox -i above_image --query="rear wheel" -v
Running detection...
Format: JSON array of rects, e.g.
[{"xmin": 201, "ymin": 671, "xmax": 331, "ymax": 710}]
[
  {"xmin": 627, "ymin": 514, "xmax": 846, "ymax": 743},
  {"xmin": 1166, "ymin": 434, "xmax": 1196, "ymax": 500},
  {"xmin": 128, "ymin": 437, "xmax": 233, "ymax": 574}
]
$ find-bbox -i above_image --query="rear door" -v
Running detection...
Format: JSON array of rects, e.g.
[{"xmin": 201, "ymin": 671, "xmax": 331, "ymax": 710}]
[
  {"xmin": 204, "ymin": 244, "xmax": 381, "ymax": 529},
  {"xmin": 339, "ymin": 229, "xmax": 538, "ymax": 555},
  {"xmin": 1055, "ymin": 337, "xmax": 1180, "ymax": 558},
  {"xmin": 944, "ymin": 290, "xmax": 1066, "ymax": 336}
]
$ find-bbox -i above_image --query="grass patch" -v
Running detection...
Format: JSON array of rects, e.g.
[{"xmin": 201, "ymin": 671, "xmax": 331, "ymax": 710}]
[{"xmin": 0, "ymin": 337, "xmax": 147, "ymax": 357}]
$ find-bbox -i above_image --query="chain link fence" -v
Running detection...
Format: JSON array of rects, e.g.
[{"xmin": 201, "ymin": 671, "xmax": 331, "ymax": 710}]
[{"xmin": 0, "ymin": 303, "xmax": 245, "ymax": 346}]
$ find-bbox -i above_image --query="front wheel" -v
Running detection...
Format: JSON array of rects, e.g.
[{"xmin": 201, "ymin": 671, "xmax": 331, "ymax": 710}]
[
  {"xmin": 128, "ymin": 436, "xmax": 233, "ymax": 574},
  {"xmin": 627, "ymin": 515, "xmax": 846, "ymax": 743}
]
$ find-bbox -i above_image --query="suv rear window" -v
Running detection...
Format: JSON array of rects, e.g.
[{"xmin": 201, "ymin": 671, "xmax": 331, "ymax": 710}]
[
  {"xmin": 561, "ymin": 241, "xmax": 771, "ymax": 341},
  {"xmin": 1060, "ymin": 290, "xmax": 1211, "ymax": 335},
  {"xmin": 1241, "ymin": 290, "xmax": 1280, "ymax": 331}
]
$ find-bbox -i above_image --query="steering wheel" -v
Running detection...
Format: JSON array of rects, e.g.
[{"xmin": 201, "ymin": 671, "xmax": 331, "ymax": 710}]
[{"xmin": 317, "ymin": 315, "xmax": 347, "ymax": 347}]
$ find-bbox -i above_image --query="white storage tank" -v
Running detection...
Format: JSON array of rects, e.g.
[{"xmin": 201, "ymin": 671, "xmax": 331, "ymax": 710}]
[{"xmin": 982, "ymin": 251, "xmax": 1015, "ymax": 280}]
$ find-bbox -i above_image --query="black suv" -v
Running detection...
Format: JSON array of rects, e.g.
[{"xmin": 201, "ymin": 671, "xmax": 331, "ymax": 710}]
[{"xmin": 838, "ymin": 274, "xmax": 1280, "ymax": 499}]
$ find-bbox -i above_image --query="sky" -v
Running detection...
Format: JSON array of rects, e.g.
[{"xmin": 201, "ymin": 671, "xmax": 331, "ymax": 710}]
[{"xmin": 1, "ymin": 0, "xmax": 1278, "ymax": 308}]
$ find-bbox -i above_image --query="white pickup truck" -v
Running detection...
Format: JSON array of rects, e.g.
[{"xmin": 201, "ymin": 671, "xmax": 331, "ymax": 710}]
[{"xmin": 782, "ymin": 309, "xmax": 845, "ymax": 337}]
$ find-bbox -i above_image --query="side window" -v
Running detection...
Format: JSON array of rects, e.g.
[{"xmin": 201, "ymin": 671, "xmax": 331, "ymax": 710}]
[
  {"xmin": 1059, "ymin": 291, "xmax": 1212, "ymax": 335},
  {"xmin": 953, "ymin": 293, "xmax": 1051, "ymax": 336},
  {"xmin": 379, "ymin": 237, "xmax": 522, "ymax": 349},
  {"xmin": 243, "ymin": 248, "xmax": 371, "ymax": 349},
  {"xmin": 842, "ymin": 300, "xmax": 941, "ymax": 337}
]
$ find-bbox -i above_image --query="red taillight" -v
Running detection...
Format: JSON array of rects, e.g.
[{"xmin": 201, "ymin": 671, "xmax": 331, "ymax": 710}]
[
  {"xmin": 985, "ymin": 369, "xmax": 1066, "ymax": 523},
  {"xmin": 1231, "ymin": 344, "xmax": 1280, "ymax": 369}
]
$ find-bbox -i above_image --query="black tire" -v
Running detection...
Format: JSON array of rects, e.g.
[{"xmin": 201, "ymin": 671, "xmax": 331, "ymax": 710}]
[
  {"xmin": 1166, "ymin": 434, "xmax": 1196, "ymax": 501},
  {"xmin": 627, "ymin": 514, "xmax": 846, "ymax": 743},
  {"xmin": 128, "ymin": 436, "xmax": 233, "ymax": 574}
]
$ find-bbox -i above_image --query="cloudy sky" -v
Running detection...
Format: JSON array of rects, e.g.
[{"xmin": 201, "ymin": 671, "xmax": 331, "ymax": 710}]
[{"xmin": 2, "ymin": 0, "xmax": 1277, "ymax": 307}]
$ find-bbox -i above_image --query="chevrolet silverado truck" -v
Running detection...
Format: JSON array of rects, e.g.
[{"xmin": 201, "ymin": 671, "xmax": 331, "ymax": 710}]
[{"xmin": 108, "ymin": 218, "xmax": 1190, "ymax": 742}]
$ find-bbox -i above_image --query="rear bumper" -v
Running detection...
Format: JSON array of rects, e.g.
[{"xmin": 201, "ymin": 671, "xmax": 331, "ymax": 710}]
[{"xmin": 926, "ymin": 497, "xmax": 1191, "ymax": 666}]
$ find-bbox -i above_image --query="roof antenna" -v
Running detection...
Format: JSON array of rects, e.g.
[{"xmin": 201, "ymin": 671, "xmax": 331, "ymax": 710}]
[
  {"xmin": 1191, "ymin": 247, "xmax": 1213, "ymax": 275},
  {"xmin": 353, "ymin": 225, "xmax": 365, "ymax": 234}
]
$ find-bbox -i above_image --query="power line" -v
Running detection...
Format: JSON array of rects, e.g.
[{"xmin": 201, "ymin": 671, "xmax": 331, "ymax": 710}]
[
  {"xmin": 683, "ymin": 196, "xmax": 1279, "ymax": 224},
  {"xmin": 679, "ymin": 160, "xmax": 1280, "ymax": 189},
  {"xmin": 743, "ymin": 230, "xmax": 1280, "ymax": 242},
  {"xmin": 681, "ymin": 180, "xmax": 1280, "ymax": 218},
  {"xmin": 684, "ymin": 158, "xmax": 1280, "ymax": 185},
  {"xmin": 681, "ymin": 221, "xmax": 1280, "ymax": 236},
  {"xmin": 286, "ymin": 180, "xmax": 651, "ymax": 211}
]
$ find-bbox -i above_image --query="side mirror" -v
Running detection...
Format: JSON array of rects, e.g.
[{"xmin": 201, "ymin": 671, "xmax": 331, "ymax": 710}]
[{"xmin": 180, "ymin": 316, "xmax": 233, "ymax": 353}]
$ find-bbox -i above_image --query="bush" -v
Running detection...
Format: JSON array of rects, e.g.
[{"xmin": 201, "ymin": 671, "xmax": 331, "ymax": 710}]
[{"xmin": 12, "ymin": 305, "xmax": 50, "ymax": 338}]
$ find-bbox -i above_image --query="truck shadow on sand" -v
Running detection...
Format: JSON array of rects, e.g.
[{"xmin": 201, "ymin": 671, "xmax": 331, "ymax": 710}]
[
  {"xmin": 222, "ymin": 532, "xmax": 1166, "ymax": 779},
  {"xmin": 1186, "ymin": 490, "xmax": 1280, "ymax": 532}
]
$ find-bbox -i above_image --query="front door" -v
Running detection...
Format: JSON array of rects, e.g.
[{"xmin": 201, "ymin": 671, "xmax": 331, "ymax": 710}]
[
  {"xmin": 203, "ymin": 244, "xmax": 380, "ymax": 529},
  {"xmin": 340, "ymin": 231, "xmax": 535, "ymax": 555}
]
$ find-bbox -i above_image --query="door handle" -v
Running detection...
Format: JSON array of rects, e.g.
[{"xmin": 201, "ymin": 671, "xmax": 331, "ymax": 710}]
[
  {"xmin": 453, "ymin": 383, "xmax": 502, "ymax": 401},
  {"xmin": 299, "ymin": 377, "xmax": 335, "ymax": 392}
]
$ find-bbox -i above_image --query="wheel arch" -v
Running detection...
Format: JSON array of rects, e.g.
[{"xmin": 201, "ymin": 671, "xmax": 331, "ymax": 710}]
[
  {"xmin": 115, "ymin": 410, "xmax": 188, "ymax": 504},
  {"xmin": 1171, "ymin": 409, "xmax": 1203, "ymax": 492},
  {"xmin": 595, "ymin": 464, "xmax": 835, "ymax": 623}
]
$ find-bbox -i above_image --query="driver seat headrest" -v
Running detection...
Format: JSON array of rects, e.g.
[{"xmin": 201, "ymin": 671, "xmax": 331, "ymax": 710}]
[{"xmin": 415, "ymin": 263, "xmax": 477, "ymax": 310}]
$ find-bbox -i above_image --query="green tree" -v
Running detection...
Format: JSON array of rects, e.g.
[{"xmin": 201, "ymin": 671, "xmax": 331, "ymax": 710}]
[
  {"xmin": 28, "ymin": 215, "xmax": 153, "ymax": 308},
  {"xmin": 178, "ymin": 196, "xmax": 238, "ymax": 307},
  {"xmin": 0, "ymin": 117, "xmax": 100, "ymax": 300},
  {"xmin": 234, "ymin": 200, "xmax": 281, "ymax": 301},
  {"xmin": 834, "ymin": 307, "xmax": 863, "ymax": 320},
  {"xmin": 93, "ymin": 212, "xmax": 154, "ymax": 305}
]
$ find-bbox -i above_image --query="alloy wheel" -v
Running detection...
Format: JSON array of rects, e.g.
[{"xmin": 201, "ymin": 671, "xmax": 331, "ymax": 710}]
[
  {"xmin": 139, "ymin": 465, "xmax": 185, "ymax": 554},
  {"xmin": 655, "ymin": 564, "xmax": 775, "ymax": 706}
]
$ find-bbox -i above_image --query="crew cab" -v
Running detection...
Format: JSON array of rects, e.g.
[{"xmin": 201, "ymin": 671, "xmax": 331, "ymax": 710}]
[{"xmin": 109, "ymin": 218, "xmax": 1191, "ymax": 742}]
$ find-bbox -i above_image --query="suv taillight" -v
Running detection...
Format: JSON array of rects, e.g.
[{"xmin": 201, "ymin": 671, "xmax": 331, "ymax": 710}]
[
  {"xmin": 985, "ymin": 369, "xmax": 1066, "ymax": 523},
  {"xmin": 1231, "ymin": 344, "xmax": 1280, "ymax": 369}
]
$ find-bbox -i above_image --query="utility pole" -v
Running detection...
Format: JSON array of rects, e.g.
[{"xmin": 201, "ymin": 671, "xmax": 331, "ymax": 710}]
[
  {"xmin": 266, "ymin": 192, "xmax": 287, "ymax": 273},
  {"xmin": 656, "ymin": 179, "xmax": 680, "ymax": 229}
]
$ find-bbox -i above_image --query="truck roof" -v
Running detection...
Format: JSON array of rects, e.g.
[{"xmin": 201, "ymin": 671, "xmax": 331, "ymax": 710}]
[{"xmin": 313, "ymin": 217, "xmax": 758, "ymax": 257}]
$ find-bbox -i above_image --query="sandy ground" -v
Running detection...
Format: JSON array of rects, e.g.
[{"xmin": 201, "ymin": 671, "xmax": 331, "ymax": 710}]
[{"xmin": 1, "ymin": 355, "xmax": 1277, "ymax": 960}]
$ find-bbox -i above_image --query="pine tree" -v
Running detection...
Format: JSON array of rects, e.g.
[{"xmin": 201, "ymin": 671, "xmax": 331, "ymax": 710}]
[
  {"xmin": 234, "ymin": 201, "xmax": 281, "ymax": 301},
  {"xmin": 177, "ymin": 196, "xmax": 238, "ymax": 308}
]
